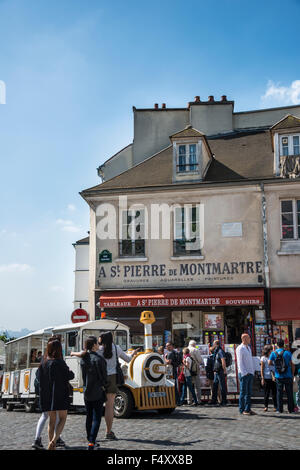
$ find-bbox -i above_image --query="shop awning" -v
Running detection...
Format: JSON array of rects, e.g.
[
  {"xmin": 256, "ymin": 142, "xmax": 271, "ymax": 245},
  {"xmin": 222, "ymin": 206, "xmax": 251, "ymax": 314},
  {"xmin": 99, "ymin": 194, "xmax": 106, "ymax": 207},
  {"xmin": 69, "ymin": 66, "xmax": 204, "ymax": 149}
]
[
  {"xmin": 99, "ymin": 288, "xmax": 265, "ymax": 309},
  {"xmin": 271, "ymin": 288, "xmax": 300, "ymax": 321}
]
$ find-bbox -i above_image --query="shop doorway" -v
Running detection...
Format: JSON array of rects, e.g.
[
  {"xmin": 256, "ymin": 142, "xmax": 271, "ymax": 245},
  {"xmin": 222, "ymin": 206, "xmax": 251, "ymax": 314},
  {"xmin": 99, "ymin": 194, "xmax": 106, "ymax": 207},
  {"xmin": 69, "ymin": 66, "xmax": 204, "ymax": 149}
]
[{"xmin": 225, "ymin": 307, "xmax": 254, "ymax": 346}]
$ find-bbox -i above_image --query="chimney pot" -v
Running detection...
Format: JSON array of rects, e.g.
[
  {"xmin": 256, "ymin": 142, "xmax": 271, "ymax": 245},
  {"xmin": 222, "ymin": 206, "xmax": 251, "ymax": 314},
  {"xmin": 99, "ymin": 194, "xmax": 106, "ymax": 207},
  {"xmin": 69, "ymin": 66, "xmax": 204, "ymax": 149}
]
[
  {"xmin": 195, "ymin": 96, "xmax": 200, "ymax": 102},
  {"xmin": 221, "ymin": 95, "xmax": 227, "ymax": 102},
  {"xmin": 208, "ymin": 95, "xmax": 214, "ymax": 102},
  {"xmin": 154, "ymin": 103, "xmax": 159, "ymax": 109},
  {"xmin": 162, "ymin": 103, "xmax": 166, "ymax": 109}
]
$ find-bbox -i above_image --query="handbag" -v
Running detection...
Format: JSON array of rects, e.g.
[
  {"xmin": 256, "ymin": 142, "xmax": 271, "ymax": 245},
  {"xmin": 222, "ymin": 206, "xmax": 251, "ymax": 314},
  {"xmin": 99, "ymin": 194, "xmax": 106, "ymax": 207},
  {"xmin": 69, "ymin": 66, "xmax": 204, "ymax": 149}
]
[{"xmin": 115, "ymin": 344, "xmax": 125, "ymax": 386}]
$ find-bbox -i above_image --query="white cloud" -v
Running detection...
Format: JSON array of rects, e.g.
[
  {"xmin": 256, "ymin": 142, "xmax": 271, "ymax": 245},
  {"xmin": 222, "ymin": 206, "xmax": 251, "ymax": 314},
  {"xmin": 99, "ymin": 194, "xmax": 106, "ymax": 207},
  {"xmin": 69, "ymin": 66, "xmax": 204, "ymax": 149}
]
[
  {"xmin": 67, "ymin": 204, "xmax": 76, "ymax": 212},
  {"xmin": 56, "ymin": 218, "xmax": 81, "ymax": 233},
  {"xmin": 0, "ymin": 263, "xmax": 33, "ymax": 273},
  {"xmin": 261, "ymin": 80, "xmax": 300, "ymax": 106}
]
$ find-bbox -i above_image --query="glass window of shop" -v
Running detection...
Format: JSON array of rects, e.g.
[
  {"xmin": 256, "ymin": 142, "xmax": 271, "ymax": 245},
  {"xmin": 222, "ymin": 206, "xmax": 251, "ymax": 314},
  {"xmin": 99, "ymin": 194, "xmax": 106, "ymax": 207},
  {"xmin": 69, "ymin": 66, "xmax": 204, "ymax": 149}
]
[{"xmin": 172, "ymin": 311, "xmax": 202, "ymax": 347}]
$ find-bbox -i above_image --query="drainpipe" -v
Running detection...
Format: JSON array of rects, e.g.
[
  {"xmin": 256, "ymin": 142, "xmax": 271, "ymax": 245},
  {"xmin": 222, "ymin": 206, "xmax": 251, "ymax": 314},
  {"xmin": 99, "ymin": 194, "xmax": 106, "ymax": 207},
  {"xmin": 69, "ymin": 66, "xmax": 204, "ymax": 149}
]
[{"xmin": 260, "ymin": 183, "xmax": 271, "ymax": 333}]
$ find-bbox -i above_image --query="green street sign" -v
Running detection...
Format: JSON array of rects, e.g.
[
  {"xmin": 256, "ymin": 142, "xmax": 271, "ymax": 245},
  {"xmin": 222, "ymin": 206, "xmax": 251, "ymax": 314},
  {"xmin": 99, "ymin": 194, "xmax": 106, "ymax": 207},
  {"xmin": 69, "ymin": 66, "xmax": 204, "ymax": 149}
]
[{"xmin": 99, "ymin": 250, "xmax": 112, "ymax": 263}]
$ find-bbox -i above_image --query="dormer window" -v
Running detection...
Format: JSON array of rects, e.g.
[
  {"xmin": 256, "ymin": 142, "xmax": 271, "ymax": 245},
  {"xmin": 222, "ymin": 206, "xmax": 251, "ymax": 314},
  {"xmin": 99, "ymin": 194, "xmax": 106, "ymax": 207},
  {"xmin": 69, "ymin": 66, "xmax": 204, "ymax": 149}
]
[{"xmin": 177, "ymin": 144, "xmax": 198, "ymax": 172}]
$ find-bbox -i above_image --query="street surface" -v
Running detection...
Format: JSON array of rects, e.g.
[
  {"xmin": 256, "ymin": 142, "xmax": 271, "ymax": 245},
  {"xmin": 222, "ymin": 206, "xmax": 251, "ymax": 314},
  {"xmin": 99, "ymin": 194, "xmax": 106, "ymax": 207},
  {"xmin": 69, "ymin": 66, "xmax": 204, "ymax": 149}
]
[{"xmin": 0, "ymin": 401, "xmax": 299, "ymax": 451}]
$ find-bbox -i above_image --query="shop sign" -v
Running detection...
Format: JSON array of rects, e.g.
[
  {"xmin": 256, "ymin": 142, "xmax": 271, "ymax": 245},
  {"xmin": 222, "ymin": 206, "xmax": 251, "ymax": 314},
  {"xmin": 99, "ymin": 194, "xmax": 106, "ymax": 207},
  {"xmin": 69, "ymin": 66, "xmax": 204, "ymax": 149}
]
[{"xmin": 99, "ymin": 250, "xmax": 112, "ymax": 263}]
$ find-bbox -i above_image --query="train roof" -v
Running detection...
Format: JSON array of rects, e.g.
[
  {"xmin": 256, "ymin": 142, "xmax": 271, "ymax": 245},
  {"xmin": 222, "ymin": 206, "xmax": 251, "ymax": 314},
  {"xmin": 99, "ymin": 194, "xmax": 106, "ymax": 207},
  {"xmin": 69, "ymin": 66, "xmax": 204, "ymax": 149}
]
[
  {"xmin": 4, "ymin": 326, "xmax": 54, "ymax": 345},
  {"xmin": 52, "ymin": 318, "xmax": 130, "ymax": 333}
]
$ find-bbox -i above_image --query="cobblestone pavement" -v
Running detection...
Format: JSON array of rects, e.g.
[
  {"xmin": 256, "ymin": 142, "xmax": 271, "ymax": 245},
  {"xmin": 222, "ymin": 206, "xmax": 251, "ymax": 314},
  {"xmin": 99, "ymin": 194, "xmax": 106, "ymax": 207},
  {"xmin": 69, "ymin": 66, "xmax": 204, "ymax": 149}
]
[{"xmin": 1, "ymin": 402, "xmax": 300, "ymax": 451}]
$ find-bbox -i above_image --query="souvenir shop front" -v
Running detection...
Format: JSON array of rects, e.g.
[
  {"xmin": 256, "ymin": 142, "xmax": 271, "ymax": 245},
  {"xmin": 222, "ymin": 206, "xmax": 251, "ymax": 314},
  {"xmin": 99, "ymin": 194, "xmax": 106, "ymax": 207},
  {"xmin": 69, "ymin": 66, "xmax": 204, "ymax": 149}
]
[
  {"xmin": 98, "ymin": 287, "xmax": 270, "ymax": 356},
  {"xmin": 270, "ymin": 288, "xmax": 300, "ymax": 346}
]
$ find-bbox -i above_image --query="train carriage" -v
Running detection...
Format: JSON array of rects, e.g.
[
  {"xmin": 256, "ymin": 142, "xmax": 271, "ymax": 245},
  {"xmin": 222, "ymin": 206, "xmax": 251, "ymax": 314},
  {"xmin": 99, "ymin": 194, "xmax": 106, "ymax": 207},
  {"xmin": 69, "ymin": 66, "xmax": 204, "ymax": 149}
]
[{"xmin": 1, "ymin": 312, "xmax": 176, "ymax": 417}]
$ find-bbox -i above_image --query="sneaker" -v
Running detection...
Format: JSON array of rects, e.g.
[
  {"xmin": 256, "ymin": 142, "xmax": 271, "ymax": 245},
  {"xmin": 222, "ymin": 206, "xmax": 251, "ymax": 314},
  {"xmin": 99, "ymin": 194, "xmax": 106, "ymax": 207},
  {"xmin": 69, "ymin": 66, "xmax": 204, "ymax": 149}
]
[
  {"xmin": 263, "ymin": 408, "xmax": 268, "ymax": 412},
  {"xmin": 242, "ymin": 411, "xmax": 251, "ymax": 416},
  {"xmin": 56, "ymin": 437, "xmax": 66, "ymax": 448},
  {"xmin": 105, "ymin": 431, "xmax": 117, "ymax": 440},
  {"xmin": 31, "ymin": 438, "xmax": 44, "ymax": 450},
  {"xmin": 207, "ymin": 401, "xmax": 218, "ymax": 406},
  {"xmin": 87, "ymin": 443, "xmax": 95, "ymax": 450}
]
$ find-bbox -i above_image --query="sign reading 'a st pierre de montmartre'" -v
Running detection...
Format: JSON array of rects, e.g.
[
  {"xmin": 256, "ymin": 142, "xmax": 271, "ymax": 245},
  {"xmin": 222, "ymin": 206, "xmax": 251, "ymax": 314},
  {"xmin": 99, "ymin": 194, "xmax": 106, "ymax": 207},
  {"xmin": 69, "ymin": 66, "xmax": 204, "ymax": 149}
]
[{"xmin": 96, "ymin": 259, "xmax": 264, "ymax": 289}]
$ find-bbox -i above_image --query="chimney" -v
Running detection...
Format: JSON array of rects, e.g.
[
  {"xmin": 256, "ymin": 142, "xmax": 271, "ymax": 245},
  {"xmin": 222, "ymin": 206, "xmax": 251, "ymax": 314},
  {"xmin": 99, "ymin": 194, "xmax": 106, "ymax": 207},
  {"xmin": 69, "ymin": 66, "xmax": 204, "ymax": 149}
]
[
  {"xmin": 162, "ymin": 103, "xmax": 166, "ymax": 109},
  {"xmin": 154, "ymin": 103, "xmax": 159, "ymax": 109},
  {"xmin": 194, "ymin": 96, "xmax": 200, "ymax": 102},
  {"xmin": 221, "ymin": 95, "xmax": 227, "ymax": 102},
  {"xmin": 208, "ymin": 95, "xmax": 214, "ymax": 102}
]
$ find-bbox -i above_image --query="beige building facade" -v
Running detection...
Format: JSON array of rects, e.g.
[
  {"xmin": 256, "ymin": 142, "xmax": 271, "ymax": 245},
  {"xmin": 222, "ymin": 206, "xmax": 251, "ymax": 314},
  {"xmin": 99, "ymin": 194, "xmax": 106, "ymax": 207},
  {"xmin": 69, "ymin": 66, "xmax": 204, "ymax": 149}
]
[{"xmin": 81, "ymin": 96, "xmax": 300, "ymax": 350}]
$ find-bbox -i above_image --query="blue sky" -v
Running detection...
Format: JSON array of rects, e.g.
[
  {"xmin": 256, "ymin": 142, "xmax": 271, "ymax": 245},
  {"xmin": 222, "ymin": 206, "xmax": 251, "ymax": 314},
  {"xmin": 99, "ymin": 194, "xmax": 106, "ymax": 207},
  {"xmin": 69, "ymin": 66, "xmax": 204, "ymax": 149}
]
[{"xmin": 0, "ymin": 0, "xmax": 300, "ymax": 331}]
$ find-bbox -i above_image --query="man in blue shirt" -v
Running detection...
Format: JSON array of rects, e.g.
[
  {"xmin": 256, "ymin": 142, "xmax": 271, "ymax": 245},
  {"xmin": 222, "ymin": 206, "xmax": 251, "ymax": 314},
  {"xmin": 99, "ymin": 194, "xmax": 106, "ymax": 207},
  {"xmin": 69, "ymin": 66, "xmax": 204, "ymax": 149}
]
[{"xmin": 269, "ymin": 339, "xmax": 295, "ymax": 413}]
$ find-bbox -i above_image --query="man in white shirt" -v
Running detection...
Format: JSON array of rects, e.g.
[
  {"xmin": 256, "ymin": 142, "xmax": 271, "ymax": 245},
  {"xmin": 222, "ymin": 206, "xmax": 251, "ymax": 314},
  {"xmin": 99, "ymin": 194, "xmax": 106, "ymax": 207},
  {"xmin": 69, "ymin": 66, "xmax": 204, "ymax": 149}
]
[
  {"xmin": 187, "ymin": 340, "xmax": 204, "ymax": 405},
  {"xmin": 236, "ymin": 334, "xmax": 256, "ymax": 416}
]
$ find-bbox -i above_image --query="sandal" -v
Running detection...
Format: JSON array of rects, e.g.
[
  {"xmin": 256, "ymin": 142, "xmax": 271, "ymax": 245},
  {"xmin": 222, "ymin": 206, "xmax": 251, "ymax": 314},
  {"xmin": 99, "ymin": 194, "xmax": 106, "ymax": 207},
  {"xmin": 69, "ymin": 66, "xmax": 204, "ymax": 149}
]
[{"xmin": 263, "ymin": 408, "xmax": 268, "ymax": 412}]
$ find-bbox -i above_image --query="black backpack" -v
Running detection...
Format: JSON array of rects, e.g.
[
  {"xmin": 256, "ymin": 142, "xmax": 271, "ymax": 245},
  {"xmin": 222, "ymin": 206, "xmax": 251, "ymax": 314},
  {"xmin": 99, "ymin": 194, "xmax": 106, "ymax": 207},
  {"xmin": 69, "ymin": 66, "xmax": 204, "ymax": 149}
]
[
  {"xmin": 274, "ymin": 350, "xmax": 288, "ymax": 375},
  {"xmin": 190, "ymin": 357, "xmax": 198, "ymax": 376}
]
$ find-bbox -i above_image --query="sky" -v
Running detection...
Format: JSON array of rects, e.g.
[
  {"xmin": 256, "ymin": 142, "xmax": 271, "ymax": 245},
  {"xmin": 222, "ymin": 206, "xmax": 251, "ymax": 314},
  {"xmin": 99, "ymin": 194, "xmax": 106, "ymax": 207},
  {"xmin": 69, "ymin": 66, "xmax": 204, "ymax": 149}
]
[{"xmin": 0, "ymin": 0, "xmax": 300, "ymax": 331}]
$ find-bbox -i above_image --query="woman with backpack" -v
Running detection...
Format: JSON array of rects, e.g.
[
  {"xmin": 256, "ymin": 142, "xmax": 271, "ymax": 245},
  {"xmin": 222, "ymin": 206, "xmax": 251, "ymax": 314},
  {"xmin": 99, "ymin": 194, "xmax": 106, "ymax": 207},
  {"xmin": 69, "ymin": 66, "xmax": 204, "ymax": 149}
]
[
  {"xmin": 80, "ymin": 336, "xmax": 108, "ymax": 450},
  {"xmin": 178, "ymin": 347, "xmax": 199, "ymax": 406},
  {"xmin": 260, "ymin": 345, "xmax": 277, "ymax": 412}
]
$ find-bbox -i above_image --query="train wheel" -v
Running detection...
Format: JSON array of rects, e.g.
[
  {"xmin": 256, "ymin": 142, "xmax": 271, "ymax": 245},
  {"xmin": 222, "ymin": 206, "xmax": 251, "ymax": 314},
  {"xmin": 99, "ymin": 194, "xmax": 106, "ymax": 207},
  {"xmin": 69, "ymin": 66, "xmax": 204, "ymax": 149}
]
[
  {"xmin": 114, "ymin": 388, "xmax": 134, "ymax": 419},
  {"xmin": 25, "ymin": 401, "xmax": 36, "ymax": 413},
  {"xmin": 157, "ymin": 408, "xmax": 175, "ymax": 415},
  {"xmin": 6, "ymin": 403, "xmax": 14, "ymax": 412}
]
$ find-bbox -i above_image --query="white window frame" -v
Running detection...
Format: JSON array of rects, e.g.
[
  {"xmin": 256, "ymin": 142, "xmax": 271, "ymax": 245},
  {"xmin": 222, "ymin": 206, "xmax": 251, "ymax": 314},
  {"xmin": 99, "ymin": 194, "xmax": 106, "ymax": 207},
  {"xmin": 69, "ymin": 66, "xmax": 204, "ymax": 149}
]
[
  {"xmin": 176, "ymin": 143, "xmax": 199, "ymax": 173},
  {"xmin": 280, "ymin": 199, "xmax": 300, "ymax": 240},
  {"xmin": 280, "ymin": 134, "xmax": 300, "ymax": 157},
  {"xmin": 119, "ymin": 208, "xmax": 146, "ymax": 257},
  {"xmin": 173, "ymin": 205, "xmax": 201, "ymax": 255}
]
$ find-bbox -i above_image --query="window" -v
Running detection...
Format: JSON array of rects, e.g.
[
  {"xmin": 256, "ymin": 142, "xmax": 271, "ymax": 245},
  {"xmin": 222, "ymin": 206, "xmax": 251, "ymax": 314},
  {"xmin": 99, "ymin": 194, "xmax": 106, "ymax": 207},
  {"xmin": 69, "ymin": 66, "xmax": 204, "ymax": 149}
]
[
  {"xmin": 177, "ymin": 144, "xmax": 198, "ymax": 173},
  {"xmin": 119, "ymin": 209, "xmax": 145, "ymax": 257},
  {"xmin": 280, "ymin": 135, "xmax": 300, "ymax": 156},
  {"xmin": 173, "ymin": 206, "xmax": 201, "ymax": 255},
  {"xmin": 281, "ymin": 199, "xmax": 300, "ymax": 239}
]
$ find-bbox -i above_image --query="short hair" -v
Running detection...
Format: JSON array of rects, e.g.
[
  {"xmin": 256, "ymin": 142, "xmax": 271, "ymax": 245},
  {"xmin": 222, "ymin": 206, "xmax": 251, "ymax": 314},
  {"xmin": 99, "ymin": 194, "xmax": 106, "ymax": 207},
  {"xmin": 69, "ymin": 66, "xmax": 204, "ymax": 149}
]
[
  {"xmin": 277, "ymin": 339, "xmax": 284, "ymax": 348},
  {"xmin": 262, "ymin": 345, "xmax": 271, "ymax": 357},
  {"xmin": 183, "ymin": 347, "xmax": 190, "ymax": 355},
  {"xmin": 189, "ymin": 340, "xmax": 196, "ymax": 346}
]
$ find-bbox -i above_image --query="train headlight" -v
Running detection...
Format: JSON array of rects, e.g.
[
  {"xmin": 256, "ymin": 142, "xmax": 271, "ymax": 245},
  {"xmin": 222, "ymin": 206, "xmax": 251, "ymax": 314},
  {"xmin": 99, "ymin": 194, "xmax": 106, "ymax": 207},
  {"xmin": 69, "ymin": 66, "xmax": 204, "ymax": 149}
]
[{"xmin": 143, "ymin": 355, "xmax": 166, "ymax": 383}]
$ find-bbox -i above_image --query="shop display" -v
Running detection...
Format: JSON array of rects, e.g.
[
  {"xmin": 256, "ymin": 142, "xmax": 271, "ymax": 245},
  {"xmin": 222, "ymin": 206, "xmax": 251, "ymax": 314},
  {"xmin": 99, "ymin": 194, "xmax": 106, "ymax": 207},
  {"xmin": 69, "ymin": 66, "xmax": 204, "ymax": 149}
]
[
  {"xmin": 273, "ymin": 325, "xmax": 289, "ymax": 346},
  {"xmin": 203, "ymin": 313, "xmax": 224, "ymax": 330},
  {"xmin": 254, "ymin": 324, "xmax": 268, "ymax": 357},
  {"xmin": 224, "ymin": 344, "xmax": 238, "ymax": 394}
]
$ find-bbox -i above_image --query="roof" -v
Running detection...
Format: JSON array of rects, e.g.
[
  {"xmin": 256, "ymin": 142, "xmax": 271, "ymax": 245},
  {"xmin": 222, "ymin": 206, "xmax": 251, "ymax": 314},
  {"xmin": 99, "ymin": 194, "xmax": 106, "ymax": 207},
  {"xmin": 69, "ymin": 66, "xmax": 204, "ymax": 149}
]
[
  {"xmin": 74, "ymin": 236, "xmax": 89, "ymax": 245},
  {"xmin": 170, "ymin": 126, "xmax": 205, "ymax": 139},
  {"xmin": 270, "ymin": 114, "xmax": 300, "ymax": 131},
  {"xmin": 81, "ymin": 128, "xmax": 275, "ymax": 195}
]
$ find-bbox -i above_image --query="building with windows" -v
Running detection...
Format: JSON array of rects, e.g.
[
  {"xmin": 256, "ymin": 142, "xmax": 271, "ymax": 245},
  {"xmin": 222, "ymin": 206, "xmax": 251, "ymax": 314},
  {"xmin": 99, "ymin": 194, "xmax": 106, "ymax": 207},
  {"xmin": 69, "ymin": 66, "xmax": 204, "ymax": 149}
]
[{"xmin": 79, "ymin": 96, "xmax": 300, "ymax": 351}]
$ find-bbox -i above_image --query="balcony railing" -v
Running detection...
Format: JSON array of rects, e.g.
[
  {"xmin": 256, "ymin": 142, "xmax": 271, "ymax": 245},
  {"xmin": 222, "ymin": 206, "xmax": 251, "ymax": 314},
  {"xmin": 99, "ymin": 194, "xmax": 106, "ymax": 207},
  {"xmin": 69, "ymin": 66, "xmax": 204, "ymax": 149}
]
[{"xmin": 280, "ymin": 155, "xmax": 300, "ymax": 178}]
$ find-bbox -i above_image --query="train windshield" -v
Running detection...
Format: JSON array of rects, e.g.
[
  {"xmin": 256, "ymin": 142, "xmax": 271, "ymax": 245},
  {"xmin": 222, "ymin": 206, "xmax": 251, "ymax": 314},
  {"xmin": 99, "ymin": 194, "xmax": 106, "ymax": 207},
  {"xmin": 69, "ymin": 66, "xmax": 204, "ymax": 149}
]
[{"xmin": 82, "ymin": 329, "xmax": 128, "ymax": 351}]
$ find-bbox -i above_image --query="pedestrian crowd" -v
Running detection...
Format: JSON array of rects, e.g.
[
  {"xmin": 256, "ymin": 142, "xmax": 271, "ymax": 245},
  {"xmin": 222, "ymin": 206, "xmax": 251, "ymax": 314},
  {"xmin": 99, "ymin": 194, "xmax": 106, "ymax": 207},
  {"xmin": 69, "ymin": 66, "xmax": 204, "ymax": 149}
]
[{"xmin": 31, "ymin": 332, "xmax": 300, "ymax": 450}]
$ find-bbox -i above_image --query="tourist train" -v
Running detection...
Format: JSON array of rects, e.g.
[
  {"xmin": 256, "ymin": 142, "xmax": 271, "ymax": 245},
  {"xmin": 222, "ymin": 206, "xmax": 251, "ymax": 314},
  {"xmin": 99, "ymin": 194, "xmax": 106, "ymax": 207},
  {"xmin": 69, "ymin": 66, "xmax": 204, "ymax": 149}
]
[{"xmin": 0, "ymin": 312, "xmax": 176, "ymax": 417}]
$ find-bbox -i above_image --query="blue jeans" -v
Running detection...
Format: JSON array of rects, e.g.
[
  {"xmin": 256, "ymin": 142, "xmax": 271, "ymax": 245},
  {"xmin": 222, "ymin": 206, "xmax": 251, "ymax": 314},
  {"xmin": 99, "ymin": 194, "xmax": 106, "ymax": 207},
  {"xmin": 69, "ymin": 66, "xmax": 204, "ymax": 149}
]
[
  {"xmin": 238, "ymin": 373, "xmax": 253, "ymax": 413},
  {"xmin": 180, "ymin": 376, "xmax": 198, "ymax": 405},
  {"xmin": 173, "ymin": 368, "xmax": 180, "ymax": 404},
  {"xmin": 84, "ymin": 399, "xmax": 104, "ymax": 444},
  {"xmin": 276, "ymin": 377, "xmax": 294, "ymax": 413},
  {"xmin": 212, "ymin": 369, "xmax": 227, "ymax": 404}
]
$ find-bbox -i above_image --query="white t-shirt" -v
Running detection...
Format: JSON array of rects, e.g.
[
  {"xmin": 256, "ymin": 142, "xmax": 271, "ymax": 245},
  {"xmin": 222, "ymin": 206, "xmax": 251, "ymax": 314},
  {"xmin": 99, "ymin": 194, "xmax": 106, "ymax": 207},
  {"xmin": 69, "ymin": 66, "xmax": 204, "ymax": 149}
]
[
  {"xmin": 183, "ymin": 356, "xmax": 192, "ymax": 377},
  {"xmin": 260, "ymin": 356, "xmax": 275, "ymax": 379},
  {"xmin": 97, "ymin": 344, "xmax": 133, "ymax": 376}
]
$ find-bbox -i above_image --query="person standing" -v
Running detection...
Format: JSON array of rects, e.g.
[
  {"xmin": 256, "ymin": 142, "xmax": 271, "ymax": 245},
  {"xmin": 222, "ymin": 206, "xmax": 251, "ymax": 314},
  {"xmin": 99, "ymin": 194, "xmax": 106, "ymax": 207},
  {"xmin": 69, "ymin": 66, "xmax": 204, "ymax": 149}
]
[
  {"xmin": 187, "ymin": 340, "xmax": 204, "ymax": 405},
  {"xmin": 269, "ymin": 339, "xmax": 295, "ymax": 413},
  {"xmin": 208, "ymin": 340, "xmax": 228, "ymax": 406},
  {"xmin": 236, "ymin": 334, "xmax": 256, "ymax": 416},
  {"xmin": 80, "ymin": 336, "xmax": 108, "ymax": 450},
  {"xmin": 165, "ymin": 342, "xmax": 181, "ymax": 405},
  {"xmin": 260, "ymin": 345, "xmax": 277, "ymax": 412},
  {"xmin": 97, "ymin": 332, "xmax": 139, "ymax": 440},
  {"xmin": 179, "ymin": 348, "xmax": 198, "ymax": 406},
  {"xmin": 38, "ymin": 339, "xmax": 74, "ymax": 449}
]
